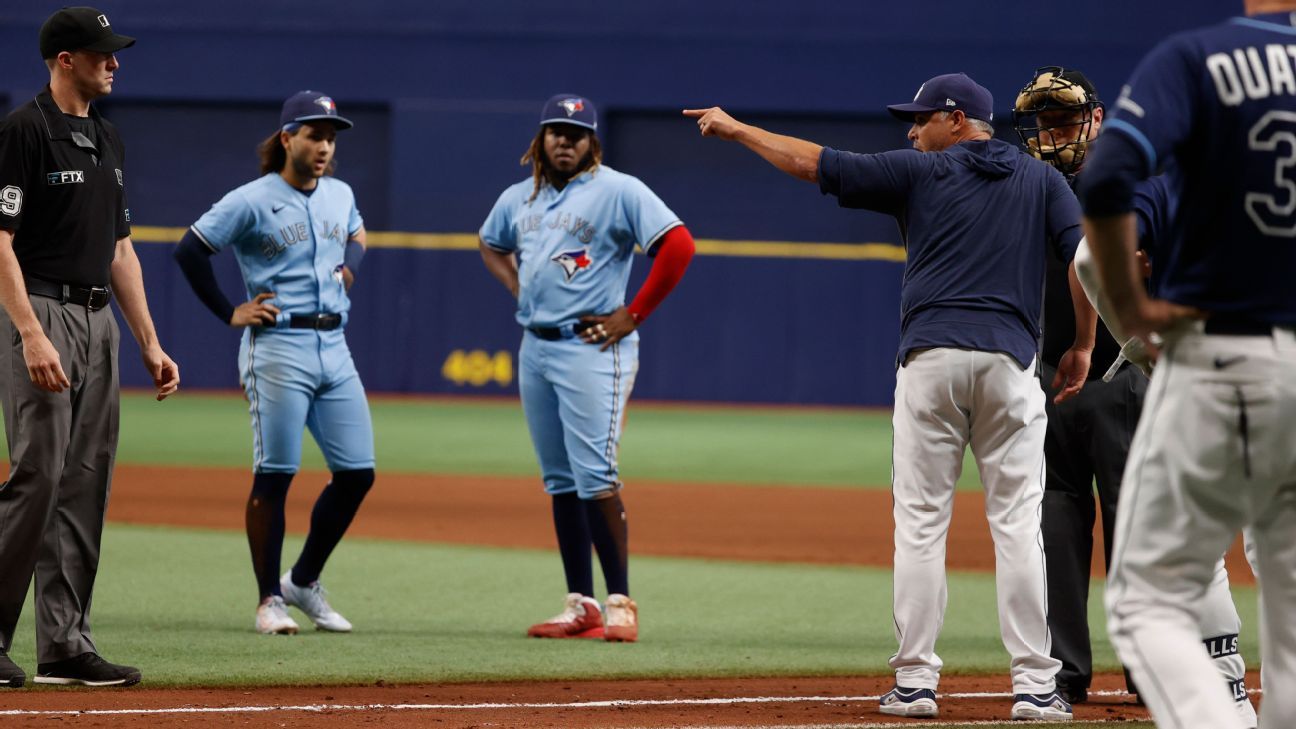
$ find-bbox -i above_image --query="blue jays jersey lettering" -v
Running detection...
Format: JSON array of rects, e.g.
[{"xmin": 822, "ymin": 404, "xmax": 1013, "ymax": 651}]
[
  {"xmin": 1102, "ymin": 12, "xmax": 1296, "ymax": 322},
  {"xmin": 190, "ymin": 173, "xmax": 362, "ymax": 325},
  {"xmin": 480, "ymin": 165, "xmax": 681, "ymax": 328}
]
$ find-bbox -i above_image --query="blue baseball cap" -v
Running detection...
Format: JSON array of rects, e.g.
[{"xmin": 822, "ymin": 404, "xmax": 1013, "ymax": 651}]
[
  {"xmin": 279, "ymin": 90, "xmax": 353, "ymax": 131},
  {"xmin": 887, "ymin": 73, "xmax": 994, "ymax": 123},
  {"xmin": 540, "ymin": 94, "xmax": 597, "ymax": 132}
]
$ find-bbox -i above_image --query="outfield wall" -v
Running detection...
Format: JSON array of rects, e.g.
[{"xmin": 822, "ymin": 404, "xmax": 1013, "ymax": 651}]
[{"xmin": 0, "ymin": 1, "xmax": 1232, "ymax": 404}]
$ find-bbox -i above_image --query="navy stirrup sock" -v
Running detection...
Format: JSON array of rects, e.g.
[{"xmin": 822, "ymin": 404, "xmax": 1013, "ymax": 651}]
[
  {"xmin": 246, "ymin": 472, "xmax": 294, "ymax": 600},
  {"xmin": 291, "ymin": 468, "xmax": 374, "ymax": 586},
  {"xmin": 585, "ymin": 492, "xmax": 629, "ymax": 596},
  {"xmin": 551, "ymin": 492, "xmax": 595, "ymax": 597}
]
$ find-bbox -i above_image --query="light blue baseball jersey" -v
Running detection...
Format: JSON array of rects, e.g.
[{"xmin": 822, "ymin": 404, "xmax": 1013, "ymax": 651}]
[
  {"xmin": 480, "ymin": 165, "xmax": 681, "ymax": 328},
  {"xmin": 191, "ymin": 173, "xmax": 362, "ymax": 325}
]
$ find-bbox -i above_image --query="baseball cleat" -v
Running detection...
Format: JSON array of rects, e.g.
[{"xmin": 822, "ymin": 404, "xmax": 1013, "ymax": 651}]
[
  {"xmin": 255, "ymin": 595, "xmax": 300, "ymax": 635},
  {"xmin": 33, "ymin": 653, "xmax": 141, "ymax": 687},
  {"xmin": 879, "ymin": 685, "xmax": 938, "ymax": 718},
  {"xmin": 0, "ymin": 650, "xmax": 25, "ymax": 688},
  {"xmin": 1010, "ymin": 692, "xmax": 1073, "ymax": 721},
  {"xmin": 280, "ymin": 572, "xmax": 353, "ymax": 632},
  {"xmin": 603, "ymin": 594, "xmax": 638, "ymax": 643},
  {"xmin": 527, "ymin": 593, "xmax": 604, "ymax": 639}
]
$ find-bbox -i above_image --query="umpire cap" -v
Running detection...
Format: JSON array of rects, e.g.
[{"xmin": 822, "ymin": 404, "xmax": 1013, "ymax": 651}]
[{"xmin": 40, "ymin": 7, "xmax": 135, "ymax": 59}]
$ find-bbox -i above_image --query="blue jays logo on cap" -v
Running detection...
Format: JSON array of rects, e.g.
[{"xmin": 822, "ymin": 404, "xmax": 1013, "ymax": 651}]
[
  {"xmin": 279, "ymin": 90, "xmax": 354, "ymax": 131},
  {"xmin": 540, "ymin": 93, "xmax": 597, "ymax": 132},
  {"xmin": 552, "ymin": 248, "xmax": 594, "ymax": 281}
]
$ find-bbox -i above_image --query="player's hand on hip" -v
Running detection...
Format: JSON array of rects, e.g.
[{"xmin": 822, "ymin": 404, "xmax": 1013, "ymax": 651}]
[
  {"xmin": 1052, "ymin": 345, "xmax": 1093, "ymax": 404},
  {"xmin": 683, "ymin": 107, "xmax": 743, "ymax": 140},
  {"xmin": 580, "ymin": 307, "xmax": 636, "ymax": 352},
  {"xmin": 1117, "ymin": 297, "xmax": 1204, "ymax": 358},
  {"xmin": 141, "ymin": 345, "xmax": 180, "ymax": 401},
  {"xmin": 230, "ymin": 292, "xmax": 281, "ymax": 328},
  {"xmin": 22, "ymin": 331, "xmax": 70, "ymax": 393}
]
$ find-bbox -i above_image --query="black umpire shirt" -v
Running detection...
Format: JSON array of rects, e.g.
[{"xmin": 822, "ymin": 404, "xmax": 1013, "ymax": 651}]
[
  {"xmin": 1040, "ymin": 243, "xmax": 1119, "ymax": 377},
  {"xmin": 0, "ymin": 87, "xmax": 130, "ymax": 287}
]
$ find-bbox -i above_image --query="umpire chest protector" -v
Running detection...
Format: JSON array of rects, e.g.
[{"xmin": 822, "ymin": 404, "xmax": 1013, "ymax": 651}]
[{"xmin": 0, "ymin": 87, "xmax": 128, "ymax": 287}]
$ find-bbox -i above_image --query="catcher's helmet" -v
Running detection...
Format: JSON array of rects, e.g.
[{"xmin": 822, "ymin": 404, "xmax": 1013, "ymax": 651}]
[{"xmin": 1013, "ymin": 66, "xmax": 1102, "ymax": 176}]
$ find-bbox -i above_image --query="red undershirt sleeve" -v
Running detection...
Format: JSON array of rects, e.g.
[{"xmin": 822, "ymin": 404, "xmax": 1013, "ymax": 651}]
[{"xmin": 628, "ymin": 225, "xmax": 695, "ymax": 325}]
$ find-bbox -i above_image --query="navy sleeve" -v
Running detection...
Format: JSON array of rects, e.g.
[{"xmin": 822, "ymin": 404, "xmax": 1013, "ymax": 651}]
[
  {"xmin": 1079, "ymin": 35, "xmax": 1198, "ymax": 215},
  {"xmin": 1132, "ymin": 175, "xmax": 1169, "ymax": 252},
  {"xmin": 174, "ymin": 229, "xmax": 236, "ymax": 324},
  {"xmin": 1045, "ymin": 166, "xmax": 1083, "ymax": 261},
  {"xmin": 818, "ymin": 147, "xmax": 916, "ymax": 215}
]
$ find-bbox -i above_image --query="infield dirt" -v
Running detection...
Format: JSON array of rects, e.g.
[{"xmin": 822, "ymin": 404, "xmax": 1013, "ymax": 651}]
[{"xmin": 2, "ymin": 465, "xmax": 1250, "ymax": 727}]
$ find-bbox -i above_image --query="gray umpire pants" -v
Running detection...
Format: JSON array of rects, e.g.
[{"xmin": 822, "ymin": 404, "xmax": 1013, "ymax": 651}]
[{"xmin": 0, "ymin": 295, "xmax": 119, "ymax": 663}]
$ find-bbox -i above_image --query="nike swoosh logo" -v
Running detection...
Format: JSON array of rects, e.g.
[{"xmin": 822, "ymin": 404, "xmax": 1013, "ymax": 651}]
[
  {"xmin": 1214, "ymin": 355, "xmax": 1246, "ymax": 369},
  {"xmin": 272, "ymin": 203, "xmax": 286, "ymax": 213}
]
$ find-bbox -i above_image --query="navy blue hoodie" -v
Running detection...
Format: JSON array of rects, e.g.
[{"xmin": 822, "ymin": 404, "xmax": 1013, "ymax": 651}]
[{"xmin": 819, "ymin": 138, "xmax": 1082, "ymax": 368}]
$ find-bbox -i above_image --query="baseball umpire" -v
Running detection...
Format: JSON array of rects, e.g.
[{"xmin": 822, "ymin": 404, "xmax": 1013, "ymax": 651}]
[
  {"xmin": 480, "ymin": 94, "xmax": 695, "ymax": 643},
  {"xmin": 1014, "ymin": 67, "xmax": 1256, "ymax": 725},
  {"xmin": 0, "ymin": 7, "xmax": 179, "ymax": 687},
  {"xmin": 687, "ymin": 72, "xmax": 1094, "ymax": 721},
  {"xmin": 1081, "ymin": 1, "xmax": 1296, "ymax": 726},
  {"xmin": 174, "ymin": 91, "xmax": 373, "ymax": 635}
]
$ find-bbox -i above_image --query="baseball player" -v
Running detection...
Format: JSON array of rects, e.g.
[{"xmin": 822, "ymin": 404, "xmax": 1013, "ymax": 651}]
[
  {"xmin": 479, "ymin": 94, "xmax": 694, "ymax": 643},
  {"xmin": 1014, "ymin": 68, "xmax": 1257, "ymax": 725},
  {"xmin": 174, "ymin": 91, "xmax": 373, "ymax": 636},
  {"xmin": 687, "ymin": 72, "xmax": 1094, "ymax": 721},
  {"xmin": 0, "ymin": 7, "xmax": 179, "ymax": 688},
  {"xmin": 1079, "ymin": 1, "xmax": 1296, "ymax": 726}
]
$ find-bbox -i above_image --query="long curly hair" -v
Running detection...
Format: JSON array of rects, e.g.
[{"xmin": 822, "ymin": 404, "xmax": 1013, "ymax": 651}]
[{"xmin": 521, "ymin": 127, "xmax": 602, "ymax": 203}]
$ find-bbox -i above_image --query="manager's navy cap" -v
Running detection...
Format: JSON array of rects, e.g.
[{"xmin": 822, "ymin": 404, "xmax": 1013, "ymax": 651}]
[
  {"xmin": 887, "ymin": 73, "xmax": 994, "ymax": 123},
  {"xmin": 540, "ymin": 94, "xmax": 597, "ymax": 132},
  {"xmin": 40, "ymin": 6, "xmax": 135, "ymax": 59},
  {"xmin": 280, "ymin": 90, "xmax": 353, "ymax": 131}
]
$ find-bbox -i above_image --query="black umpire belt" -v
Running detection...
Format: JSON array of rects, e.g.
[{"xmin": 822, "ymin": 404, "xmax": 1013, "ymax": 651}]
[
  {"xmin": 528, "ymin": 321, "xmax": 596, "ymax": 340},
  {"xmin": 1203, "ymin": 314, "xmax": 1291, "ymax": 336},
  {"xmin": 289, "ymin": 313, "xmax": 342, "ymax": 330},
  {"xmin": 25, "ymin": 277, "xmax": 111, "ymax": 311}
]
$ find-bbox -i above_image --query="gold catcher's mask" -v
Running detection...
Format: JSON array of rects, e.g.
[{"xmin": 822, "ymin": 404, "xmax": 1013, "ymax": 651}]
[{"xmin": 1013, "ymin": 66, "xmax": 1102, "ymax": 176}]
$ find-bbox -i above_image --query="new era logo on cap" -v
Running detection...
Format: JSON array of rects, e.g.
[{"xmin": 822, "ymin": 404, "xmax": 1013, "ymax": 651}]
[
  {"xmin": 97, "ymin": 14, "xmax": 109, "ymax": 28},
  {"xmin": 887, "ymin": 72, "xmax": 995, "ymax": 123}
]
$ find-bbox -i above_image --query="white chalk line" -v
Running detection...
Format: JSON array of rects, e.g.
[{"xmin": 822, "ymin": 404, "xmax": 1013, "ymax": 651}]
[{"xmin": 0, "ymin": 689, "xmax": 1145, "ymax": 717}]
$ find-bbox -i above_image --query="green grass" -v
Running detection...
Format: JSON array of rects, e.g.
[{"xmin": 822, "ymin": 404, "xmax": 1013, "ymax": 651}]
[
  {"xmin": 5, "ymin": 523, "xmax": 1259, "ymax": 688},
  {"xmin": 13, "ymin": 390, "xmax": 991, "ymax": 490}
]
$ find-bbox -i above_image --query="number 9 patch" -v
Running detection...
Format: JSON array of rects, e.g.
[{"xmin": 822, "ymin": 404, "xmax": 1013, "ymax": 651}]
[{"xmin": 0, "ymin": 186, "xmax": 20, "ymax": 217}]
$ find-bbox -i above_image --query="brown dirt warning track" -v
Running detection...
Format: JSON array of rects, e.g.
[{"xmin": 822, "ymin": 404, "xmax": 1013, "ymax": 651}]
[{"xmin": 5, "ymin": 464, "xmax": 1256, "ymax": 727}]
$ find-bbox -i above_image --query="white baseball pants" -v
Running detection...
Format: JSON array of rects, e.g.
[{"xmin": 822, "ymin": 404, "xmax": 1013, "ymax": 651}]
[{"xmin": 890, "ymin": 347, "xmax": 1061, "ymax": 694}]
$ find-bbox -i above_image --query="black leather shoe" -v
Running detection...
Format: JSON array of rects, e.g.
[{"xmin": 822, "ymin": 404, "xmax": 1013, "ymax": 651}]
[
  {"xmin": 34, "ymin": 653, "xmax": 140, "ymax": 687},
  {"xmin": 1058, "ymin": 685, "xmax": 1088, "ymax": 704},
  {"xmin": 0, "ymin": 650, "xmax": 24, "ymax": 688}
]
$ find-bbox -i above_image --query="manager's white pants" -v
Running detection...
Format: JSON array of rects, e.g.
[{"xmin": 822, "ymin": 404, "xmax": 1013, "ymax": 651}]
[
  {"xmin": 890, "ymin": 347, "xmax": 1060, "ymax": 694},
  {"xmin": 1107, "ymin": 326, "xmax": 1296, "ymax": 729}
]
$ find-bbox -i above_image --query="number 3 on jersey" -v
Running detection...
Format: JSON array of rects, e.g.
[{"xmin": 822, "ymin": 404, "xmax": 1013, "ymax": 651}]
[{"xmin": 1246, "ymin": 110, "xmax": 1296, "ymax": 237}]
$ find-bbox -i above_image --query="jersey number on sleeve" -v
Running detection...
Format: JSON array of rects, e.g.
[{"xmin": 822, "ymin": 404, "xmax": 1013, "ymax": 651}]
[
  {"xmin": 0, "ymin": 186, "xmax": 20, "ymax": 217},
  {"xmin": 1246, "ymin": 111, "xmax": 1296, "ymax": 237}
]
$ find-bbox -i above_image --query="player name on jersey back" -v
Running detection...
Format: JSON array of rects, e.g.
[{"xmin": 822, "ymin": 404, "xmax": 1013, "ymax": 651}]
[{"xmin": 1207, "ymin": 43, "xmax": 1296, "ymax": 106}]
